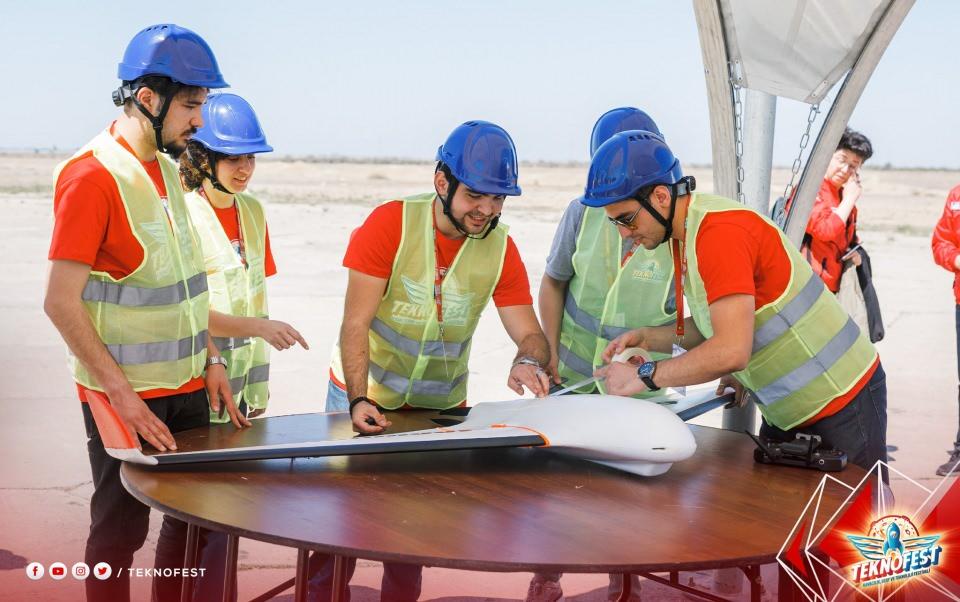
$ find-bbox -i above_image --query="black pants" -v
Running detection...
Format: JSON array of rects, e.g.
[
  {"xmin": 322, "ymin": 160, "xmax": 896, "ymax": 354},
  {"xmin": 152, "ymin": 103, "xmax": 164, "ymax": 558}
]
[
  {"xmin": 760, "ymin": 362, "xmax": 889, "ymax": 483},
  {"xmin": 954, "ymin": 305, "xmax": 960, "ymax": 446},
  {"xmin": 81, "ymin": 389, "xmax": 209, "ymax": 602}
]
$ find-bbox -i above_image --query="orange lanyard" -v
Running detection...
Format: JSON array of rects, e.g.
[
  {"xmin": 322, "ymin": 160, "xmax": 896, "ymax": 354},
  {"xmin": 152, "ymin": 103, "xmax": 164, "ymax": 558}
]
[
  {"xmin": 432, "ymin": 211, "xmax": 447, "ymax": 337},
  {"xmin": 671, "ymin": 238, "xmax": 685, "ymax": 338},
  {"xmin": 621, "ymin": 239, "xmax": 642, "ymax": 268}
]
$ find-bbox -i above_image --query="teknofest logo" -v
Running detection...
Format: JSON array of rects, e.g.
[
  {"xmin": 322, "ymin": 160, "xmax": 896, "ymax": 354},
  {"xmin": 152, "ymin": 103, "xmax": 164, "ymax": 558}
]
[
  {"xmin": 777, "ymin": 461, "xmax": 960, "ymax": 601},
  {"xmin": 846, "ymin": 514, "xmax": 943, "ymax": 587}
]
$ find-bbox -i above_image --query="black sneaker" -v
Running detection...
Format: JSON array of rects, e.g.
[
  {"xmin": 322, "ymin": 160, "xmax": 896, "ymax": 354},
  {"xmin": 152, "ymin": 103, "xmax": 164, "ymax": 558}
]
[{"xmin": 936, "ymin": 448, "xmax": 960, "ymax": 477}]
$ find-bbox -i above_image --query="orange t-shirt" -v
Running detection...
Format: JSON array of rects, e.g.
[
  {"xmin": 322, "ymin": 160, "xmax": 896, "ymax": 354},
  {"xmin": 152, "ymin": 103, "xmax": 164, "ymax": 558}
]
[
  {"xmin": 342, "ymin": 200, "xmax": 533, "ymax": 307},
  {"xmin": 207, "ymin": 200, "xmax": 278, "ymax": 276},
  {"xmin": 49, "ymin": 124, "xmax": 205, "ymax": 401},
  {"xmin": 694, "ymin": 209, "xmax": 878, "ymax": 426}
]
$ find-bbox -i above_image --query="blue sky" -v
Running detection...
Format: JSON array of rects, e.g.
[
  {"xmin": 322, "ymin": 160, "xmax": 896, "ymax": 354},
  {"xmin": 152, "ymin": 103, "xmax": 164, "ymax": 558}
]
[{"xmin": 2, "ymin": 1, "xmax": 957, "ymax": 167}]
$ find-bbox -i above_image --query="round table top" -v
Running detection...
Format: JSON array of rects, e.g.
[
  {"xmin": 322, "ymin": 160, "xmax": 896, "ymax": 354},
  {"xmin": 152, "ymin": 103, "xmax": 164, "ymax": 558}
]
[{"xmin": 121, "ymin": 410, "xmax": 863, "ymax": 573}]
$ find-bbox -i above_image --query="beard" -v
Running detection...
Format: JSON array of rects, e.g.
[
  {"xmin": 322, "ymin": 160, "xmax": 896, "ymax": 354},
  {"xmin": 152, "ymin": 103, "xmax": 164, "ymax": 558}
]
[{"xmin": 161, "ymin": 127, "xmax": 198, "ymax": 157}]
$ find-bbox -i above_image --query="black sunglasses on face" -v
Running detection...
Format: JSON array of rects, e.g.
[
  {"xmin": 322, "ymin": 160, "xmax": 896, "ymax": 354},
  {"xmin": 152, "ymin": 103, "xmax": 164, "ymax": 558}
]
[{"xmin": 607, "ymin": 204, "xmax": 644, "ymax": 230}]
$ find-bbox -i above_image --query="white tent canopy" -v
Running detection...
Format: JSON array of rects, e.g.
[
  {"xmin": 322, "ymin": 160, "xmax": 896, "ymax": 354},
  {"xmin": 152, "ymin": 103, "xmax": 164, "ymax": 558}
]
[{"xmin": 723, "ymin": 0, "xmax": 890, "ymax": 103}]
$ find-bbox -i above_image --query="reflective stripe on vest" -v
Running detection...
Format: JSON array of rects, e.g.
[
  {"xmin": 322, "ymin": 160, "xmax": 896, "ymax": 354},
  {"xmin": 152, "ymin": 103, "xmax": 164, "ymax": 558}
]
[
  {"xmin": 683, "ymin": 193, "xmax": 878, "ymax": 430},
  {"xmin": 557, "ymin": 342, "xmax": 594, "ymax": 380},
  {"xmin": 370, "ymin": 361, "xmax": 468, "ymax": 396},
  {"xmin": 106, "ymin": 331, "xmax": 209, "ymax": 366},
  {"xmin": 81, "ymin": 271, "xmax": 209, "ymax": 306},
  {"xmin": 330, "ymin": 193, "xmax": 507, "ymax": 409},
  {"xmin": 370, "ymin": 317, "xmax": 471, "ymax": 358},
  {"xmin": 184, "ymin": 190, "xmax": 271, "ymax": 423},
  {"xmin": 557, "ymin": 205, "xmax": 675, "ymax": 396},
  {"xmin": 212, "ymin": 336, "xmax": 253, "ymax": 352},
  {"xmin": 54, "ymin": 130, "xmax": 209, "ymax": 392}
]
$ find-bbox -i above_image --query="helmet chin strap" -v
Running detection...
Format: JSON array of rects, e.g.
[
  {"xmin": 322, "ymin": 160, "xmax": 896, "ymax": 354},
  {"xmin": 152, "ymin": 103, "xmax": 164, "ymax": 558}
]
[
  {"xmin": 128, "ymin": 84, "xmax": 180, "ymax": 156},
  {"xmin": 636, "ymin": 176, "xmax": 696, "ymax": 245},
  {"xmin": 434, "ymin": 174, "xmax": 499, "ymax": 240},
  {"xmin": 637, "ymin": 189, "xmax": 676, "ymax": 245},
  {"xmin": 201, "ymin": 154, "xmax": 233, "ymax": 195}
]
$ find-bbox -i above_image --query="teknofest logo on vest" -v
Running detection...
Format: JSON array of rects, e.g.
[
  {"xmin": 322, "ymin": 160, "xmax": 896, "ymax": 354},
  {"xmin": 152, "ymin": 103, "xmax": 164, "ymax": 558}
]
[
  {"xmin": 393, "ymin": 275, "xmax": 475, "ymax": 327},
  {"xmin": 846, "ymin": 515, "xmax": 944, "ymax": 587},
  {"xmin": 630, "ymin": 258, "xmax": 669, "ymax": 283}
]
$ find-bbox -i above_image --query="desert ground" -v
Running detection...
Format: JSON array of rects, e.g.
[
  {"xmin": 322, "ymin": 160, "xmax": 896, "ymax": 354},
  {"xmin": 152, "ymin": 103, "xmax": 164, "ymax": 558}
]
[{"xmin": 2, "ymin": 153, "xmax": 958, "ymax": 600}]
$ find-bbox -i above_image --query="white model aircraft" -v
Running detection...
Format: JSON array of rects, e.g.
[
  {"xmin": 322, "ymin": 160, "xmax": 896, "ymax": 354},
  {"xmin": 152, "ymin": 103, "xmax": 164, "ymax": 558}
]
[{"xmin": 85, "ymin": 387, "xmax": 732, "ymax": 477}]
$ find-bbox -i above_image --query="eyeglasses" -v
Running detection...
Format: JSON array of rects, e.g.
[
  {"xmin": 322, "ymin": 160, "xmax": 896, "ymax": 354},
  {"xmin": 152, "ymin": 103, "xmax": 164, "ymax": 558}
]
[
  {"xmin": 607, "ymin": 205, "xmax": 643, "ymax": 230},
  {"xmin": 832, "ymin": 154, "xmax": 862, "ymax": 172}
]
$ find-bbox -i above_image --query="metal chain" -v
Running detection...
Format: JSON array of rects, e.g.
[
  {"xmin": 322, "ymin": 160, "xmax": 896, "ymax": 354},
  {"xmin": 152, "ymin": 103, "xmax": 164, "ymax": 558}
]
[
  {"xmin": 782, "ymin": 102, "xmax": 821, "ymax": 201},
  {"xmin": 728, "ymin": 61, "xmax": 745, "ymax": 203}
]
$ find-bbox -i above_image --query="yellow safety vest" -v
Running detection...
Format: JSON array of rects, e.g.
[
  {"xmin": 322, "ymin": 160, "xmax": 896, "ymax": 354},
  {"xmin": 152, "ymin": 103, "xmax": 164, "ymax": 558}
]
[
  {"xmin": 558, "ymin": 206, "xmax": 676, "ymax": 397},
  {"xmin": 331, "ymin": 193, "xmax": 508, "ymax": 409},
  {"xmin": 185, "ymin": 190, "xmax": 270, "ymax": 422},
  {"xmin": 684, "ymin": 193, "xmax": 878, "ymax": 430},
  {"xmin": 54, "ymin": 131, "xmax": 209, "ymax": 391}
]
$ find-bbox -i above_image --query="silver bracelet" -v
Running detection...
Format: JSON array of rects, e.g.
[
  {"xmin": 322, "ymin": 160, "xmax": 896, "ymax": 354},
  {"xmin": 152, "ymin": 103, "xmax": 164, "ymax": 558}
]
[{"xmin": 511, "ymin": 356, "xmax": 542, "ymax": 369}]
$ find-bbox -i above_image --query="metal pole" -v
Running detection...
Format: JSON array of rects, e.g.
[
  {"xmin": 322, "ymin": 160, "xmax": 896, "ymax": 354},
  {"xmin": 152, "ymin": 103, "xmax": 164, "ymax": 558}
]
[
  {"xmin": 692, "ymin": 0, "xmax": 737, "ymax": 200},
  {"xmin": 719, "ymin": 88, "xmax": 774, "ymax": 436}
]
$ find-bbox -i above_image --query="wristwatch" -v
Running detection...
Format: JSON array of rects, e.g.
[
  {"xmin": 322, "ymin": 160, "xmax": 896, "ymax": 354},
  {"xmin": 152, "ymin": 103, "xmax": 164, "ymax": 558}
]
[
  {"xmin": 206, "ymin": 355, "xmax": 228, "ymax": 369},
  {"xmin": 637, "ymin": 361, "xmax": 660, "ymax": 392}
]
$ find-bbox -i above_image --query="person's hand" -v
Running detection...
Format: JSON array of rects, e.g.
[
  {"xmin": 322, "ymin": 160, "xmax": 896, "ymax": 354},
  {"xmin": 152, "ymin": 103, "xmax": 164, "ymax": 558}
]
[
  {"xmin": 108, "ymin": 386, "xmax": 178, "ymax": 452},
  {"xmin": 601, "ymin": 328, "xmax": 647, "ymax": 364},
  {"xmin": 351, "ymin": 400, "xmax": 391, "ymax": 434},
  {"xmin": 954, "ymin": 254, "xmax": 960, "ymax": 271},
  {"xmin": 844, "ymin": 170, "xmax": 862, "ymax": 204},
  {"xmin": 716, "ymin": 374, "xmax": 748, "ymax": 408},
  {"xmin": 508, "ymin": 362, "xmax": 550, "ymax": 397},
  {"xmin": 256, "ymin": 319, "xmax": 309, "ymax": 351},
  {"xmin": 594, "ymin": 361, "xmax": 646, "ymax": 397},
  {"xmin": 545, "ymin": 353, "xmax": 562, "ymax": 386},
  {"xmin": 849, "ymin": 252, "xmax": 862, "ymax": 267},
  {"xmin": 206, "ymin": 364, "xmax": 251, "ymax": 429}
]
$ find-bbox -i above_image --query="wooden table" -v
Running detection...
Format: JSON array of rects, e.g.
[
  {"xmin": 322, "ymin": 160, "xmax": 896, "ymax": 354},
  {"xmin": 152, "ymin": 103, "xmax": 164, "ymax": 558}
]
[{"xmin": 121, "ymin": 410, "xmax": 863, "ymax": 602}]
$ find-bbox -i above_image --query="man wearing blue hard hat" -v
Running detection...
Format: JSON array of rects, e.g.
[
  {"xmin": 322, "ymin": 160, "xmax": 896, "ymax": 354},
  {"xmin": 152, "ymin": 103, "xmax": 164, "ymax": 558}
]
[
  {"xmin": 585, "ymin": 131, "xmax": 888, "ymax": 481},
  {"xmin": 314, "ymin": 120, "xmax": 550, "ymax": 601},
  {"xmin": 44, "ymin": 24, "xmax": 240, "ymax": 602},
  {"xmin": 529, "ymin": 108, "xmax": 673, "ymax": 602}
]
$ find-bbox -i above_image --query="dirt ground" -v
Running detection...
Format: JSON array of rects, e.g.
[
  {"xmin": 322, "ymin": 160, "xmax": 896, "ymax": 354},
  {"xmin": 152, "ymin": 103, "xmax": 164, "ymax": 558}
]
[{"xmin": 2, "ymin": 153, "xmax": 958, "ymax": 600}]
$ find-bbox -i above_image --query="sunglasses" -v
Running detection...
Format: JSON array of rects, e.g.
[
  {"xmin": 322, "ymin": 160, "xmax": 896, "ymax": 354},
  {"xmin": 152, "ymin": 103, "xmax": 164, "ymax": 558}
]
[{"xmin": 607, "ymin": 204, "xmax": 644, "ymax": 230}]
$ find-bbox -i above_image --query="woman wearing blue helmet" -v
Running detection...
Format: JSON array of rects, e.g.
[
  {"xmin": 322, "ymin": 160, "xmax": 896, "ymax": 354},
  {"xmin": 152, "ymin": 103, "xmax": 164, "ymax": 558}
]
[
  {"xmin": 180, "ymin": 92, "xmax": 309, "ymax": 424},
  {"xmin": 178, "ymin": 92, "xmax": 308, "ymax": 601}
]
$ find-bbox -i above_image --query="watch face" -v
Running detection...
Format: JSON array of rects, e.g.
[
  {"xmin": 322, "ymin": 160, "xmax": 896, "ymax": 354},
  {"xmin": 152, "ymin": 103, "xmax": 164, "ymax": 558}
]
[{"xmin": 639, "ymin": 362, "xmax": 655, "ymax": 378}]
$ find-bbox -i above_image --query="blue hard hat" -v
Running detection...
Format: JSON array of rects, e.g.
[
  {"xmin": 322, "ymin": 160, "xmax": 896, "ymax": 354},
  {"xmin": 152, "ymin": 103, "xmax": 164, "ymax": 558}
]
[
  {"xmin": 193, "ymin": 93, "xmax": 273, "ymax": 155},
  {"xmin": 436, "ymin": 121, "xmax": 521, "ymax": 196},
  {"xmin": 590, "ymin": 107, "xmax": 662, "ymax": 156},
  {"xmin": 118, "ymin": 24, "xmax": 228, "ymax": 88},
  {"xmin": 581, "ymin": 130, "xmax": 683, "ymax": 207}
]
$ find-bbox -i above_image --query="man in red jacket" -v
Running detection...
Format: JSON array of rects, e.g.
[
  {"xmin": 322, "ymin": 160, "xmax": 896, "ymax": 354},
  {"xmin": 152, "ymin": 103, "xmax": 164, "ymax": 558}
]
[
  {"xmin": 802, "ymin": 128, "xmax": 873, "ymax": 292},
  {"xmin": 932, "ymin": 184, "xmax": 960, "ymax": 476}
]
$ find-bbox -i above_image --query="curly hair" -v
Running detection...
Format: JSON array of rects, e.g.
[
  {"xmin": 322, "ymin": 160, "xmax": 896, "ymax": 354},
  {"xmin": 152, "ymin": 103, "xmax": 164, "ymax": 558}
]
[{"xmin": 179, "ymin": 140, "xmax": 223, "ymax": 191}]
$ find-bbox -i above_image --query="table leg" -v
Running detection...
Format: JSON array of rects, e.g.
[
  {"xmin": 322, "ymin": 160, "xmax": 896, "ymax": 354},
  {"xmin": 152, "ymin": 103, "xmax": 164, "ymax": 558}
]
[
  {"xmin": 294, "ymin": 549, "xmax": 309, "ymax": 602},
  {"xmin": 330, "ymin": 555, "xmax": 350, "ymax": 602},
  {"xmin": 222, "ymin": 533, "xmax": 239, "ymax": 602},
  {"xmin": 179, "ymin": 523, "xmax": 200, "ymax": 602},
  {"xmin": 741, "ymin": 565, "xmax": 761, "ymax": 602},
  {"xmin": 615, "ymin": 572, "xmax": 632, "ymax": 602}
]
